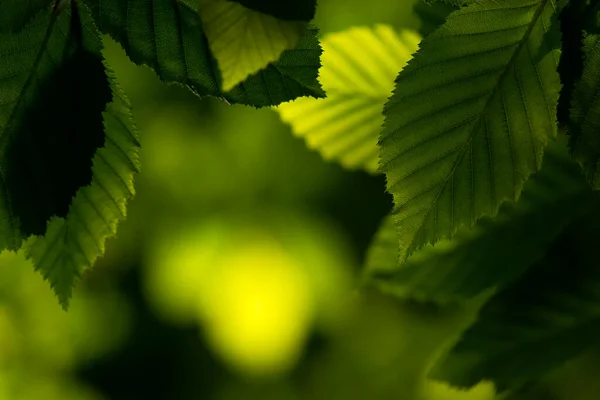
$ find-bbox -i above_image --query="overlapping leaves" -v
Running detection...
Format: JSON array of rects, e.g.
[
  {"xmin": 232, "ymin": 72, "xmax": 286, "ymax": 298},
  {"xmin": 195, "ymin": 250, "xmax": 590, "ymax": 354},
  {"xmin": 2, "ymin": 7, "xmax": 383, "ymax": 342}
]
[
  {"xmin": 365, "ymin": 141, "xmax": 592, "ymax": 303},
  {"xmin": 0, "ymin": 3, "xmax": 139, "ymax": 307},
  {"xmin": 380, "ymin": 0, "xmax": 562, "ymax": 261},
  {"xmin": 83, "ymin": 0, "xmax": 324, "ymax": 106},
  {"xmin": 277, "ymin": 25, "xmax": 420, "ymax": 173}
]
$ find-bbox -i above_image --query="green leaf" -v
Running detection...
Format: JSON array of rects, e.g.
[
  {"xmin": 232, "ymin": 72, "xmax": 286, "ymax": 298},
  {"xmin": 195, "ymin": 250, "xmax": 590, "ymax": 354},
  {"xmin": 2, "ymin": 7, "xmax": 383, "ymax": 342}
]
[
  {"xmin": 0, "ymin": 0, "xmax": 53, "ymax": 32},
  {"xmin": 380, "ymin": 0, "xmax": 562, "ymax": 261},
  {"xmin": 431, "ymin": 208, "xmax": 600, "ymax": 391},
  {"xmin": 277, "ymin": 25, "xmax": 421, "ymax": 173},
  {"xmin": 226, "ymin": 0, "xmax": 316, "ymax": 22},
  {"xmin": 365, "ymin": 140, "xmax": 593, "ymax": 303},
  {"xmin": 83, "ymin": 0, "xmax": 324, "ymax": 107},
  {"xmin": 25, "ymin": 66, "xmax": 140, "ymax": 309},
  {"xmin": 569, "ymin": 33, "xmax": 600, "ymax": 189},
  {"xmin": 0, "ymin": 3, "xmax": 111, "ymax": 250},
  {"xmin": 198, "ymin": 0, "xmax": 305, "ymax": 91}
]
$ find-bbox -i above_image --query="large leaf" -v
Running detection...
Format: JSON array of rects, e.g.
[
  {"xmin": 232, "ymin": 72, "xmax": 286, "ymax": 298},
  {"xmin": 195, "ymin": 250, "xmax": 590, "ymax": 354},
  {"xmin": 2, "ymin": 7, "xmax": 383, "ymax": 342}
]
[
  {"xmin": 0, "ymin": 3, "xmax": 111, "ymax": 250},
  {"xmin": 227, "ymin": 0, "xmax": 317, "ymax": 22},
  {"xmin": 25, "ymin": 66, "xmax": 140, "ymax": 308},
  {"xmin": 198, "ymin": 0, "xmax": 305, "ymax": 91},
  {"xmin": 380, "ymin": 0, "xmax": 562, "ymax": 261},
  {"xmin": 277, "ymin": 25, "xmax": 421, "ymax": 173},
  {"xmin": 431, "ymin": 207, "xmax": 600, "ymax": 391},
  {"xmin": 365, "ymin": 140, "xmax": 593, "ymax": 303},
  {"xmin": 0, "ymin": 0, "xmax": 53, "ymax": 32},
  {"xmin": 83, "ymin": 0, "xmax": 324, "ymax": 107},
  {"xmin": 569, "ymin": 33, "xmax": 600, "ymax": 189}
]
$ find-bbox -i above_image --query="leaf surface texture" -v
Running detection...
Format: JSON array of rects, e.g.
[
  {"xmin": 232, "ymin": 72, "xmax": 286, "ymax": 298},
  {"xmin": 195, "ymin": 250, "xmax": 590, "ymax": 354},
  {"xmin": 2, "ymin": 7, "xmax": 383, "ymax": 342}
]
[
  {"xmin": 278, "ymin": 25, "xmax": 420, "ymax": 173},
  {"xmin": 0, "ymin": 4, "xmax": 111, "ymax": 250},
  {"xmin": 199, "ymin": 0, "xmax": 305, "ymax": 91},
  {"xmin": 380, "ymin": 0, "xmax": 562, "ymax": 260},
  {"xmin": 83, "ymin": 0, "xmax": 324, "ymax": 106},
  {"xmin": 365, "ymin": 142, "xmax": 592, "ymax": 302}
]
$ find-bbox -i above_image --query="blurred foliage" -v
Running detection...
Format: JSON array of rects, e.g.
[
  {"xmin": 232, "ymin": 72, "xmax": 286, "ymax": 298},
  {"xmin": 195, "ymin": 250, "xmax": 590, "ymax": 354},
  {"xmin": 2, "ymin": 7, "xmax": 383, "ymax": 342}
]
[{"xmin": 0, "ymin": 0, "xmax": 599, "ymax": 399}]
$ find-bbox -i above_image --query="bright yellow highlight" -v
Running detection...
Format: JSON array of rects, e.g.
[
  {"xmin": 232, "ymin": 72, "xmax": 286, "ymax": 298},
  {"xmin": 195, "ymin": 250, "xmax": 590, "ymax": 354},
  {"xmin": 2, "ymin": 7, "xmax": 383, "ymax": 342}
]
[
  {"xmin": 277, "ymin": 25, "xmax": 421, "ymax": 173},
  {"xmin": 198, "ymin": 0, "xmax": 304, "ymax": 91},
  {"xmin": 199, "ymin": 240, "xmax": 312, "ymax": 376},
  {"xmin": 423, "ymin": 380, "xmax": 495, "ymax": 400},
  {"xmin": 144, "ymin": 215, "xmax": 354, "ymax": 377}
]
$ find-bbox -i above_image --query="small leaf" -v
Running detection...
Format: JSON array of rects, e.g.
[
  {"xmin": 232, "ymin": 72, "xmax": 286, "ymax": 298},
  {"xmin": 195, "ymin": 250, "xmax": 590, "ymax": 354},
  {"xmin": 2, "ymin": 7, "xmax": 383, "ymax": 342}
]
[
  {"xmin": 431, "ymin": 207, "xmax": 600, "ymax": 391},
  {"xmin": 277, "ymin": 25, "xmax": 421, "ymax": 173},
  {"xmin": 198, "ymin": 0, "xmax": 305, "ymax": 91},
  {"xmin": 0, "ymin": 3, "xmax": 111, "ymax": 250},
  {"xmin": 226, "ymin": 0, "xmax": 316, "ymax": 22},
  {"xmin": 25, "ymin": 65, "xmax": 140, "ymax": 309},
  {"xmin": 0, "ymin": 0, "xmax": 53, "ymax": 32},
  {"xmin": 365, "ymin": 140, "xmax": 593, "ymax": 303},
  {"xmin": 569, "ymin": 33, "xmax": 600, "ymax": 189},
  {"xmin": 380, "ymin": 0, "xmax": 563, "ymax": 261},
  {"xmin": 83, "ymin": 0, "xmax": 324, "ymax": 107}
]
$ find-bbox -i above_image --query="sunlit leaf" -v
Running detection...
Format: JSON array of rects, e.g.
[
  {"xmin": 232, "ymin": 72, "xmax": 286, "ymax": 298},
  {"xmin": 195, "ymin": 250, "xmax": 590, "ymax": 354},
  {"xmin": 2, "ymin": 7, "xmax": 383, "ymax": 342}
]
[
  {"xmin": 365, "ymin": 141, "xmax": 593, "ymax": 303},
  {"xmin": 278, "ymin": 25, "xmax": 420, "ymax": 173},
  {"xmin": 83, "ymin": 0, "xmax": 324, "ymax": 106},
  {"xmin": 380, "ymin": 0, "xmax": 562, "ymax": 261},
  {"xmin": 25, "ymin": 66, "xmax": 140, "ymax": 309},
  {"xmin": 0, "ymin": 3, "xmax": 111, "ymax": 250},
  {"xmin": 198, "ymin": 0, "xmax": 305, "ymax": 91}
]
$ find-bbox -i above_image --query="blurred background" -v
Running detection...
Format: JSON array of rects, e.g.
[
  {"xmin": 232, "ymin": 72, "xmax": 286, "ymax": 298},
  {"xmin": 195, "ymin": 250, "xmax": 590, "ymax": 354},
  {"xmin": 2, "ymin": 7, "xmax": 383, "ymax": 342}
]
[{"xmin": 1, "ymin": 0, "xmax": 600, "ymax": 399}]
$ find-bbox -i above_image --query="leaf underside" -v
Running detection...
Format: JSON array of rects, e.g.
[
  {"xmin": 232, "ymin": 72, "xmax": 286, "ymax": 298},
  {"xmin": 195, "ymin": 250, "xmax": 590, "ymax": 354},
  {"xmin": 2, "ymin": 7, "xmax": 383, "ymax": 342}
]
[
  {"xmin": 199, "ymin": 0, "xmax": 305, "ymax": 91},
  {"xmin": 365, "ymin": 141, "xmax": 592, "ymax": 303},
  {"xmin": 25, "ymin": 66, "xmax": 140, "ymax": 309},
  {"xmin": 0, "ymin": 0, "xmax": 54, "ymax": 32},
  {"xmin": 277, "ymin": 25, "xmax": 421, "ymax": 173},
  {"xmin": 83, "ymin": 0, "xmax": 324, "ymax": 107},
  {"xmin": 380, "ymin": 0, "xmax": 562, "ymax": 261},
  {"xmin": 0, "ymin": 4, "xmax": 110, "ymax": 249},
  {"xmin": 431, "ymin": 207, "xmax": 600, "ymax": 391}
]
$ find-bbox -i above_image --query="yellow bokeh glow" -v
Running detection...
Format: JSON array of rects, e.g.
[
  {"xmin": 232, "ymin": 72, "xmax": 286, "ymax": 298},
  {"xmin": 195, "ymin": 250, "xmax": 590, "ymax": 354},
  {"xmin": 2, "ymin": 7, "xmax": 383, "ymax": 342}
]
[{"xmin": 199, "ymin": 240, "xmax": 313, "ymax": 376}]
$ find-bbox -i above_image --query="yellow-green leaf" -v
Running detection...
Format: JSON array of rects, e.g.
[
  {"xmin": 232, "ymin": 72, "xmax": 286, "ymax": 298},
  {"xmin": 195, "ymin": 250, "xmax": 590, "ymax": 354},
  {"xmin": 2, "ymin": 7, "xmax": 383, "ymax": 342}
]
[
  {"xmin": 277, "ymin": 25, "xmax": 421, "ymax": 173},
  {"xmin": 199, "ymin": 0, "xmax": 305, "ymax": 91}
]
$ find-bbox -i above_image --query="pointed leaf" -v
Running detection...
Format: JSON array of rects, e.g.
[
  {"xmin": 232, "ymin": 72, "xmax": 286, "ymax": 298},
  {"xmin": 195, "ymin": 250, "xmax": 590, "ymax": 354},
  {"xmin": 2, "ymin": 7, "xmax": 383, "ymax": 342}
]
[
  {"xmin": 83, "ymin": 0, "xmax": 324, "ymax": 107},
  {"xmin": 0, "ymin": 0, "xmax": 53, "ymax": 32},
  {"xmin": 569, "ymin": 33, "xmax": 600, "ymax": 189},
  {"xmin": 226, "ymin": 0, "xmax": 316, "ymax": 22},
  {"xmin": 365, "ymin": 141, "xmax": 593, "ymax": 303},
  {"xmin": 198, "ymin": 0, "xmax": 305, "ymax": 91},
  {"xmin": 431, "ymin": 208, "xmax": 600, "ymax": 391},
  {"xmin": 0, "ymin": 4, "xmax": 111, "ymax": 250},
  {"xmin": 277, "ymin": 25, "xmax": 421, "ymax": 173},
  {"xmin": 380, "ymin": 0, "xmax": 562, "ymax": 261},
  {"xmin": 25, "ymin": 66, "xmax": 140, "ymax": 308}
]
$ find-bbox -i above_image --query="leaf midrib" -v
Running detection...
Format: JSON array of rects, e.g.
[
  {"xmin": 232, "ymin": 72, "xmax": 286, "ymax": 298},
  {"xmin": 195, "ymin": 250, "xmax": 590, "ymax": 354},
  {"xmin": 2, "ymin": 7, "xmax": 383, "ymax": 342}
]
[{"xmin": 399, "ymin": 0, "xmax": 552, "ymax": 259}]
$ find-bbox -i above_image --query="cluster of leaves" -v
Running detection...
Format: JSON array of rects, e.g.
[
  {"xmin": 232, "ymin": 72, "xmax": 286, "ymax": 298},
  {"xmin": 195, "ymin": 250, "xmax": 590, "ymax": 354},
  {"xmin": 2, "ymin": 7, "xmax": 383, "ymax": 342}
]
[
  {"xmin": 5, "ymin": 0, "xmax": 600, "ymax": 397},
  {"xmin": 0, "ymin": 0, "xmax": 323, "ymax": 308},
  {"xmin": 278, "ymin": 0, "xmax": 600, "ymax": 396}
]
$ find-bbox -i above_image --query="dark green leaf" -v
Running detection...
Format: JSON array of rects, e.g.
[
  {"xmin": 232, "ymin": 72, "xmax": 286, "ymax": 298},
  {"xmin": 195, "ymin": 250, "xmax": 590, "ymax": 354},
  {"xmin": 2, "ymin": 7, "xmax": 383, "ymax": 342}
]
[
  {"xmin": 365, "ymin": 140, "xmax": 593, "ymax": 303},
  {"xmin": 25, "ymin": 65, "xmax": 140, "ymax": 309},
  {"xmin": 0, "ymin": 0, "xmax": 53, "ymax": 32},
  {"xmin": 0, "ymin": 3, "xmax": 111, "ymax": 250},
  {"xmin": 83, "ymin": 0, "xmax": 324, "ymax": 107},
  {"xmin": 431, "ymin": 207, "xmax": 600, "ymax": 391},
  {"xmin": 569, "ymin": 33, "xmax": 600, "ymax": 189},
  {"xmin": 414, "ymin": 1, "xmax": 456, "ymax": 37},
  {"xmin": 380, "ymin": 0, "xmax": 562, "ymax": 261},
  {"xmin": 226, "ymin": 0, "xmax": 316, "ymax": 22}
]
